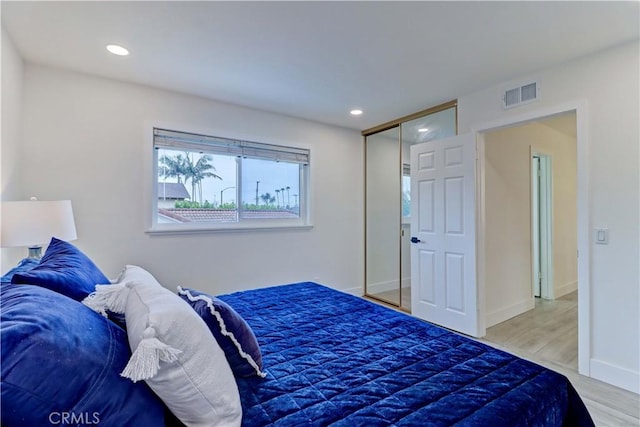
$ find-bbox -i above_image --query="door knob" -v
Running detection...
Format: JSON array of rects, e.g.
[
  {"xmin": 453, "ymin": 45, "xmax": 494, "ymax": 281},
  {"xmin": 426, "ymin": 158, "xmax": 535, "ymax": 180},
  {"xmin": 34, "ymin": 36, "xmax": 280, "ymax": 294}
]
[{"xmin": 410, "ymin": 237, "xmax": 421, "ymax": 244}]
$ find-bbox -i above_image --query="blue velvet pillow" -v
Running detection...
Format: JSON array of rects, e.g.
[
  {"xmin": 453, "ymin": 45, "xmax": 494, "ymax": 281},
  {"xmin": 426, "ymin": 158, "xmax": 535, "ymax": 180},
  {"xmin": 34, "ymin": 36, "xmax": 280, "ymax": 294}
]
[
  {"xmin": 11, "ymin": 237, "xmax": 110, "ymax": 301},
  {"xmin": 1, "ymin": 283, "xmax": 167, "ymax": 426},
  {"xmin": 178, "ymin": 287, "xmax": 266, "ymax": 378}
]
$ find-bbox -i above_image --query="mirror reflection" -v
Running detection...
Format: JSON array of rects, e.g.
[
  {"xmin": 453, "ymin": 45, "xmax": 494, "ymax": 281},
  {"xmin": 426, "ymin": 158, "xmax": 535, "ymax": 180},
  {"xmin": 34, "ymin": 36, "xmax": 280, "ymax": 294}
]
[
  {"xmin": 364, "ymin": 104, "xmax": 457, "ymax": 311},
  {"xmin": 365, "ymin": 126, "xmax": 401, "ymax": 306}
]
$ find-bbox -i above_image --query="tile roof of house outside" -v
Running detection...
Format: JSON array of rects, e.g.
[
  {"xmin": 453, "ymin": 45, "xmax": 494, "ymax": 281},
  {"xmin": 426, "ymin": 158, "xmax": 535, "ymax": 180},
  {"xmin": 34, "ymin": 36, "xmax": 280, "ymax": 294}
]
[
  {"xmin": 157, "ymin": 182, "xmax": 190, "ymax": 200},
  {"xmin": 158, "ymin": 208, "xmax": 299, "ymax": 223}
]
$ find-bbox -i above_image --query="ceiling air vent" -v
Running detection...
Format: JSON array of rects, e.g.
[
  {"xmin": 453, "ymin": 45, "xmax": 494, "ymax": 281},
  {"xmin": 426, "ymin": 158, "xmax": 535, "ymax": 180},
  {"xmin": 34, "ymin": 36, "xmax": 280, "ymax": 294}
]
[{"xmin": 503, "ymin": 81, "xmax": 538, "ymax": 109}]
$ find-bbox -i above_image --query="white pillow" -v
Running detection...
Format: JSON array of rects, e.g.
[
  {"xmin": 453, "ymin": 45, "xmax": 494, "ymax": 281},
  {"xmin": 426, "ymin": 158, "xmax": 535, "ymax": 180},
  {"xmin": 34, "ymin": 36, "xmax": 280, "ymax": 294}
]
[{"xmin": 83, "ymin": 265, "xmax": 242, "ymax": 427}]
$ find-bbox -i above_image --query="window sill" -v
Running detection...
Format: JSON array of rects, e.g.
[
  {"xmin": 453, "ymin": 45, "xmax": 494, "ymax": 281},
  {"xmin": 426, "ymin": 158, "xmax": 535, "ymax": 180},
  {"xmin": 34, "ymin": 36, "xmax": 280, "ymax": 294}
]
[{"xmin": 146, "ymin": 222, "xmax": 313, "ymax": 235}]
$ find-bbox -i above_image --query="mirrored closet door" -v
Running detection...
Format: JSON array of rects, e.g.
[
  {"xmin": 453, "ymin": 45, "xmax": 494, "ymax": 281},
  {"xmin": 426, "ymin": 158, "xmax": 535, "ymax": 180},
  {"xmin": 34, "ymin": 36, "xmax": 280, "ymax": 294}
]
[
  {"xmin": 365, "ymin": 126, "xmax": 402, "ymax": 307},
  {"xmin": 364, "ymin": 101, "xmax": 457, "ymax": 312}
]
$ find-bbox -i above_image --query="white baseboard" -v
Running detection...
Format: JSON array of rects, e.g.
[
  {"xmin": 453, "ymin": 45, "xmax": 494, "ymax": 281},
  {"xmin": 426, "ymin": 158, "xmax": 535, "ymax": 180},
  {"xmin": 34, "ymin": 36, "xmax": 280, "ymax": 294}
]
[
  {"xmin": 340, "ymin": 285, "xmax": 365, "ymax": 297},
  {"xmin": 556, "ymin": 280, "xmax": 578, "ymax": 298},
  {"xmin": 590, "ymin": 358, "xmax": 640, "ymax": 394},
  {"xmin": 486, "ymin": 298, "xmax": 535, "ymax": 328},
  {"xmin": 367, "ymin": 279, "xmax": 399, "ymax": 294}
]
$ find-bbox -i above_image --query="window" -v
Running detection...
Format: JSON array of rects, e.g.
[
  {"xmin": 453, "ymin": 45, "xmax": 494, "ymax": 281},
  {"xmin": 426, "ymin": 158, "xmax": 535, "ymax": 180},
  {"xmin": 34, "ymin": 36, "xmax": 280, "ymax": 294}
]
[
  {"xmin": 402, "ymin": 164, "xmax": 411, "ymax": 219},
  {"xmin": 152, "ymin": 128, "xmax": 310, "ymax": 231}
]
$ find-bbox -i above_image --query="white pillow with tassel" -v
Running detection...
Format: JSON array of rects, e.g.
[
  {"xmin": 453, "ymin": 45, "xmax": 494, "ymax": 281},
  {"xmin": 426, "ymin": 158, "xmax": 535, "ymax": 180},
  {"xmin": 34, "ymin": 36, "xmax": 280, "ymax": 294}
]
[{"xmin": 83, "ymin": 265, "xmax": 242, "ymax": 427}]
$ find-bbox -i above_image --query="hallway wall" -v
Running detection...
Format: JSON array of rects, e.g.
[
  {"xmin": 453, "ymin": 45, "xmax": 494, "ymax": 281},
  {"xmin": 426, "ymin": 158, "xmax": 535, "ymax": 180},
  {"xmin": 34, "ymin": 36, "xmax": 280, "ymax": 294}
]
[{"xmin": 484, "ymin": 114, "xmax": 577, "ymax": 327}]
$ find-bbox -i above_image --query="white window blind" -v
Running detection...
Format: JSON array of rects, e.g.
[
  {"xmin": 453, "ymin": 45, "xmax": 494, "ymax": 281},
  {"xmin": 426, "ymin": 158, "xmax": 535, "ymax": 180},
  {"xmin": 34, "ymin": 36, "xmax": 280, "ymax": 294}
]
[{"xmin": 154, "ymin": 128, "xmax": 309, "ymax": 164}]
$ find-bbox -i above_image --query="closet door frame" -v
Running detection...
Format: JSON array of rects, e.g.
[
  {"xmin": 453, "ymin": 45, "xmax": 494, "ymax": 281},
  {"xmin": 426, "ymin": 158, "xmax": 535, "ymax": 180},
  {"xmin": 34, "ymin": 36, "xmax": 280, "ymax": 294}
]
[{"xmin": 363, "ymin": 100, "xmax": 458, "ymax": 310}]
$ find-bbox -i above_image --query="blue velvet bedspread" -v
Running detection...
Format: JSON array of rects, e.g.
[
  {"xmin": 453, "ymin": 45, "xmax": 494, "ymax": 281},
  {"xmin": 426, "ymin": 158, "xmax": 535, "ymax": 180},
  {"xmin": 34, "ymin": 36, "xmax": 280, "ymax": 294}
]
[{"xmin": 220, "ymin": 282, "xmax": 593, "ymax": 427}]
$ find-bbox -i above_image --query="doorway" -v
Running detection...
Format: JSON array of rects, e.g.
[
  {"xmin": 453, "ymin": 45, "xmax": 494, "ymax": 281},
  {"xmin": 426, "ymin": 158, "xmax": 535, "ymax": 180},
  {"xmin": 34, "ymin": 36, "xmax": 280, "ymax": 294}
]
[
  {"xmin": 482, "ymin": 111, "xmax": 578, "ymax": 370},
  {"xmin": 404, "ymin": 102, "xmax": 588, "ymax": 374},
  {"xmin": 531, "ymin": 153, "xmax": 552, "ymax": 299}
]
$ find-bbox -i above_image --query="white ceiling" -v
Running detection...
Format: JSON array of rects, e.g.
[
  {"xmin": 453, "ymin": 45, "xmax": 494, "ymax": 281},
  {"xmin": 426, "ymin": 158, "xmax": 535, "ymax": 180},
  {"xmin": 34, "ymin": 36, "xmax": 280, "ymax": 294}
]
[{"xmin": 2, "ymin": 1, "xmax": 638, "ymax": 131}]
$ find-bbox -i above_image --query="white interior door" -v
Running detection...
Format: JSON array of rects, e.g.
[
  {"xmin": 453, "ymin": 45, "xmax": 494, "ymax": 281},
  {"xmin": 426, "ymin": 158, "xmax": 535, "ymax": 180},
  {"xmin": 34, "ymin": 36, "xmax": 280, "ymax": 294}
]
[
  {"xmin": 410, "ymin": 133, "xmax": 479, "ymax": 337},
  {"xmin": 532, "ymin": 155, "xmax": 541, "ymax": 297},
  {"xmin": 531, "ymin": 152, "xmax": 554, "ymax": 300},
  {"xmin": 537, "ymin": 154, "xmax": 553, "ymax": 300}
]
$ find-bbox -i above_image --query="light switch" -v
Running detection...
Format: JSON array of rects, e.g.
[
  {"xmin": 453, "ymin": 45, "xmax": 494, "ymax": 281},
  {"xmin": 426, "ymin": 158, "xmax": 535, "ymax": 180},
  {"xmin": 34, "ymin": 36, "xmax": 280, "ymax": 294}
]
[{"xmin": 595, "ymin": 228, "xmax": 609, "ymax": 245}]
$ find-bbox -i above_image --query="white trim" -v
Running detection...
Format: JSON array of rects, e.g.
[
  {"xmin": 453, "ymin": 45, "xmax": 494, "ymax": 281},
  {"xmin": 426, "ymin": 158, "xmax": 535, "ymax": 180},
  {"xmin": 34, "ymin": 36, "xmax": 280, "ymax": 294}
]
[
  {"xmin": 531, "ymin": 154, "xmax": 541, "ymax": 298},
  {"xmin": 341, "ymin": 285, "xmax": 365, "ymax": 297},
  {"xmin": 575, "ymin": 102, "xmax": 590, "ymax": 378},
  {"xmin": 590, "ymin": 358, "xmax": 640, "ymax": 394},
  {"xmin": 366, "ymin": 277, "xmax": 411, "ymax": 301},
  {"xmin": 556, "ymin": 281, "xmax": 578, "ymax": 298},
  {"xmin": 541, "ymin": 154, "xmax": 554, "ymax": 300},
  {"xmin": 367, "ymin": 279, "xmax": 400, "ymax": 295},
  {"xmin": 486, "ymin": 298, "xmax": 535, "ymax": 328},
  {"xmin": 531, "ymin": 151, "xmax": 554, "ymax": 300},
  {"xmin": 472, "ymin": 135, "xmax": 489, "ymax": 337},
  {"xmin": 147, "ymin": 223, "xmax": 313, "ymax": 235},
  {"xmin": 471, "ymin": 99, "xmax": 590, "ymax": 377},
  {"xmin": 401, "ymin": 276, "xmax": 410, "ymax": 290},
  {"xmin": 475, "ymin": 134, "xmax": 487, "ymax": 336},
  {"xmin": 177, "ymin": 287, "xmax": 267, "ymax": 378}
]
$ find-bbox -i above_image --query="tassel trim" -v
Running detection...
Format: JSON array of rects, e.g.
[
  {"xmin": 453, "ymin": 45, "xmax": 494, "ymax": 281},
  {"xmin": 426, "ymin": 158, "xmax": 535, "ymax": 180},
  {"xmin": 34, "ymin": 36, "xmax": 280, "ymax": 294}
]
[
  {"xmin": 82, "ymin": 283, "xmax": 129, "ymax": 317},
  {"xmin": 120, "ymin": 327, "xmax": 182, "ymax": 382},
  {"xmin": 83, "ymin": 280, "xmax": 182, "ymax": 382}
]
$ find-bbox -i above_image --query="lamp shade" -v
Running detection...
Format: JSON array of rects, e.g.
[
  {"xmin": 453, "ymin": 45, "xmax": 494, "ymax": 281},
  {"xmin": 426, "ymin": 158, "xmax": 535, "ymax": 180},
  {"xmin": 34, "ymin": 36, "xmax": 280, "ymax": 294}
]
[{"xmin": 1, "ymin": 200, "xmax": 77, "ymax": 248}]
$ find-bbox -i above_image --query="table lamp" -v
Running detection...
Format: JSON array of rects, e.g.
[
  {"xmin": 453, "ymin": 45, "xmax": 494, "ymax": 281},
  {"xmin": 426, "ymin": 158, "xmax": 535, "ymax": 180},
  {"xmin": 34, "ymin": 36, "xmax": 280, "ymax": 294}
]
[{"xmin": 1, "ymin": 198, "xmax": 77, "ymax": 259}]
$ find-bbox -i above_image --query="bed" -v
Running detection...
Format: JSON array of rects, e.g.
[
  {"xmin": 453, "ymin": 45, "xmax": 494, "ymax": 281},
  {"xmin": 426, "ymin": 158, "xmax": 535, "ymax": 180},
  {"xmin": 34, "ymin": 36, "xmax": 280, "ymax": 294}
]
[
  {"xmin": 1, "ymin": 239, "xmax": 594, "ymax": 426},
  {"xmin": 222, "ymin": 282, "xmax": 593, "ymax": 426}
]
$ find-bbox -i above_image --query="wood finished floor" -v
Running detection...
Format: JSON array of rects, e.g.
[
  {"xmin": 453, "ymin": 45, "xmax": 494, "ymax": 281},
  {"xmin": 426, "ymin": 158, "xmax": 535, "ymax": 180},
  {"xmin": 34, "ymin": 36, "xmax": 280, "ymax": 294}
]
[
  {"xmin": 484, "ymin": 292, "xmax": 579, "ymax": 371},
  {"xmin": 366, "ymin": 289, "xmax": 639, "ymax": 426},
  {"xmin": 482, "ymin": 292, "xmax": 640, "ymax": 427}
]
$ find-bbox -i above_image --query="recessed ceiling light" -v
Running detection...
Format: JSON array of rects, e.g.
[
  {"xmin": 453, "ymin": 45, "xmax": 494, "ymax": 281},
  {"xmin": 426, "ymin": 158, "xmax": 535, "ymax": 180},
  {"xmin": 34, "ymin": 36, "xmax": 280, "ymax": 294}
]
[
  {"xmin": 418, "ymin": 128, "xmax": 429, "ymax": 132},
  {"xmin": 106, "ymin": 44, "xmax": 130, "ymax": 56},
  {"xmin": 350, "ymin": 109, "xmax": 363, "ymax": 116}
]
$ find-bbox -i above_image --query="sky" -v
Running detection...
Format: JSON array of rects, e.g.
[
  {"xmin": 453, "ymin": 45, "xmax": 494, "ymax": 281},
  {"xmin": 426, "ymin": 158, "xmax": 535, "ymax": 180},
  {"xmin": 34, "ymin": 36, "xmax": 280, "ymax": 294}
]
[{"xmin": 157, "ymin": 149, "xmax": 300, "ymax": 207}]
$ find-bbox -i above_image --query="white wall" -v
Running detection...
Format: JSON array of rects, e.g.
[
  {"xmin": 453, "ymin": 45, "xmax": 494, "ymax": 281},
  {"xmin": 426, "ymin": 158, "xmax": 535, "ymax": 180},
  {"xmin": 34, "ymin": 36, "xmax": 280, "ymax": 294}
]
[
  {"xmin": 4, "ymin": 32, "xmax": 638, "ymax": 393},
  {"xmin": 537, "ymin": 118, "xmax": 579, "ymax": 298},
  {"xmin": 484, "ymin": 127, "xmax": 535, "ymax": 325},
  {"xmin": 484, "ymin": 119, "xmax": 577, "ymax": 327},
  {"xmin": 1, "ymin": 30, "xmax": 26, "ymax": 266},
  {"xmin": 8, "ymin": 64, "xmax": 363, "ymax": 296},
  {"xmin": 459, "ymin": 41, "xmax": 639, "ymax": 392}
]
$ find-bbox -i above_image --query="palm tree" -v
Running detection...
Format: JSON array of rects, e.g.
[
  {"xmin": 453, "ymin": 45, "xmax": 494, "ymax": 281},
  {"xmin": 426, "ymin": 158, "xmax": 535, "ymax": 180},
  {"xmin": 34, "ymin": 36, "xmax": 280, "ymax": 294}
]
[
  {"xmin": 275, "ymin": 189, "xmax": 281, "ymax": 208},
  {"xmin": 183, "ymin": 154, "xmax": 197, "ymax": 201},
  {"xmin": 159, "ymin": 152, "xmax": 222, "ymax": 204},
  {"xmin": 187, "ymin": 154, "xmax": 221, "ymax": 204},
  {"xmin": 260, "ymin": 192, "xmax": 275, "ymax": 207},
  {"xmin": 159, "ymin": 153, "xmax": 194, "ymax": 202},
  {"xmin": 286, "ymin": 186, "xmax": 291, "ymax": 208},
  {"xmin": 159, "ymin": 153, "xmax": 188, "ymax": 184}
]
